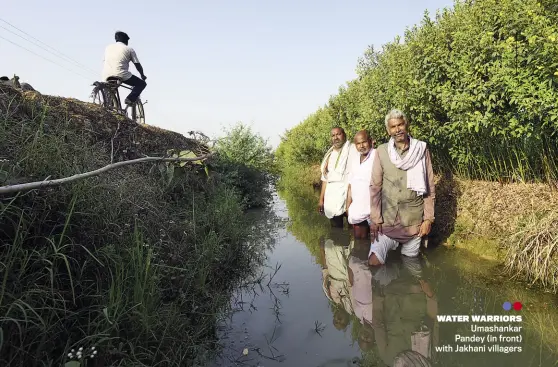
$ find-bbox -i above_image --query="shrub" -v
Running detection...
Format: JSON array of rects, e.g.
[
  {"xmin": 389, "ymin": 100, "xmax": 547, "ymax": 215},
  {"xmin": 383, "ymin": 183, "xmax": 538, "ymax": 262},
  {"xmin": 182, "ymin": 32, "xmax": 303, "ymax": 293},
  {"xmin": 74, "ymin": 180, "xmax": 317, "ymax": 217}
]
[
  {"xmin": 211, "ymin": 122, "xmax": 277, "ymax": 208},
  {"xmin": 276, "ymin": 0, "xmax": 558, "ymax": 183}
]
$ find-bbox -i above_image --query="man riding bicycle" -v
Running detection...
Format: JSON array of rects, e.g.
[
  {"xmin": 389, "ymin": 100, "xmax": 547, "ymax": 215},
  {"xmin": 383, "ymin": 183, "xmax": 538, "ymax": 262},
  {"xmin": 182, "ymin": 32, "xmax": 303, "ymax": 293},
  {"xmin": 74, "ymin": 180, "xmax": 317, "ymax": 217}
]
[{"xmin": 102, "ymin": 31, "xmax": 147, "ymax": 105}]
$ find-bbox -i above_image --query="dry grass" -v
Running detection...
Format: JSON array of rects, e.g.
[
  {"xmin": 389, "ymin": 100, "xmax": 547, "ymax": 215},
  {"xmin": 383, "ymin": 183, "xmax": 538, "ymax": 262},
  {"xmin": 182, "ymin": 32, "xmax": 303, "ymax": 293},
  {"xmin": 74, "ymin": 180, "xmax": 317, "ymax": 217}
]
[
  {"xmin": 443, "ymin": 178, "xmax": 558, "ymax": 293},
  {"xmin": 277, "ymin": 163, "xmax": 322, "ymax": 193},
  {"xmin": 504, "ymin": 210, "xmax": 558, "ymax": 293},
  {"xmin": 308, "ymin": 164, "xmax": 322, "ymax": 186},
  {"xmin": 454, "ymin": 178, "xmax": 558, "ymax": 239},
  {"xmin": 0, "ymin": 84, "xmax": 209, "ymax": 161}
]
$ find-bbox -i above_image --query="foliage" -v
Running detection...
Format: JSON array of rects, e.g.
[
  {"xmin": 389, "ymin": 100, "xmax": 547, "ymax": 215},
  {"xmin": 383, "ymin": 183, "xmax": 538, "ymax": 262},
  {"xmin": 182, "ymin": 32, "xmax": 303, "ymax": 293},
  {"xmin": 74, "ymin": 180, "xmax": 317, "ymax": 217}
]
[
  {"xmin": 276, "ymin": 0, "xmax": 558, "ymax": 183},
  {"xmin": 215, "ymin": 122, "xmax": 275, "ymax": 172},
  {"xmin": 275, "ymin": 107, "xmax": 333, "ymax": 171},
  {"xmin": 0, "ymin": 93, "xmax": 277, "ymax": 366},
  {"xmin": 212, "ymin": 122, "xmax": 277, "ymax": 208}
]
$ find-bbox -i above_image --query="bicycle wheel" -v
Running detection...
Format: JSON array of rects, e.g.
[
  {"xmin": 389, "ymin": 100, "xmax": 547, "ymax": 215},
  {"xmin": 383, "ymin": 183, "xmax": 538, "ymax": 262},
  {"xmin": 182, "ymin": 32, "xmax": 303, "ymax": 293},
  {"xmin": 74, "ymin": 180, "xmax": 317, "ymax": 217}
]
[
  {"xmin": 131, "ymin": 99, "xmax": 146, "ymax": 124},
  {"xmin": 91, "ymin": 83, "xmax": 119, "ymax": 110}
]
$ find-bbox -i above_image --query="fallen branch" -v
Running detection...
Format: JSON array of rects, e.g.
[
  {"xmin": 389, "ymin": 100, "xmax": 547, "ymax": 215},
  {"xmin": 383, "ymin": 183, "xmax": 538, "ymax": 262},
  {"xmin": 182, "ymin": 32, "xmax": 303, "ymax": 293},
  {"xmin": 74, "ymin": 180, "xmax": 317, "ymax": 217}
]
[{"xmin": 0, "ymin": 152, "xmax": 214, "ymax": 195}]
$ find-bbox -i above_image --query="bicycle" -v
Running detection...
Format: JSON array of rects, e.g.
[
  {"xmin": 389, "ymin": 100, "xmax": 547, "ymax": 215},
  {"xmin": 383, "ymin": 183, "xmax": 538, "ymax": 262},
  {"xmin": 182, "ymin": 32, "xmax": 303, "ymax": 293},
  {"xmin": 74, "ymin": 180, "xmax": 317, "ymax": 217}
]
[{"xmin": 91, "ymin": 76, "xmax": 147, "ymax": 124}]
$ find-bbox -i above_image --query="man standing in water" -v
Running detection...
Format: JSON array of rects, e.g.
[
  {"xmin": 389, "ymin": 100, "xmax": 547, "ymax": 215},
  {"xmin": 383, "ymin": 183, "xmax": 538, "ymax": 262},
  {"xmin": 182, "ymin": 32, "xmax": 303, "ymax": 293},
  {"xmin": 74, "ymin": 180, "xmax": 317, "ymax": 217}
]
[
  {"xmin": 368, "ymin": 109, "xmax": 436, "ymax": 266},
  {"xmin": 318, "ymin": 127, "xmax": 357, "ymax": 227},
  {"xmin": 346, "ymin": 130, "xmax": 375, "ymax": 239}
]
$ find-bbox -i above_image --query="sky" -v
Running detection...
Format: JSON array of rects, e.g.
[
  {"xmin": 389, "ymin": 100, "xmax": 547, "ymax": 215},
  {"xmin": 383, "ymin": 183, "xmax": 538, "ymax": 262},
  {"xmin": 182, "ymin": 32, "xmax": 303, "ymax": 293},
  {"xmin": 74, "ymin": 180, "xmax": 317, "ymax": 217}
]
[{"xmin": 2, "ymin": 0, "xmax": 455, "ymax": 148}]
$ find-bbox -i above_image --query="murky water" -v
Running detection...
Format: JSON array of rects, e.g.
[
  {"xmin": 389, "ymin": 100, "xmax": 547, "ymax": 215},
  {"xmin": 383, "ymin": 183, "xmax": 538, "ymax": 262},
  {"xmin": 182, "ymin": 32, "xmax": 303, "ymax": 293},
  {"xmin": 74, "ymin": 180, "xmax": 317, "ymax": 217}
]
[{"xmin": 211, "ymin": 189, "xmax": 558, "ymax": 367}]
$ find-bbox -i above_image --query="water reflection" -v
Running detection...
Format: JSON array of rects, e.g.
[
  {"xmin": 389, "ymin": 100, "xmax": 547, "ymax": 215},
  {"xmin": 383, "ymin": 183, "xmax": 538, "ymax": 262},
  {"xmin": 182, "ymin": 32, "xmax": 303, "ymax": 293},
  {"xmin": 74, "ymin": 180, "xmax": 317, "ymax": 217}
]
[
  {"xmin": 316, "ymin": 224, "xmax": 440, "ymax": 366},
  {"xmin": 369, "ymin": 255, "xmax": 437, "ymax": 366},
  {"xmin": 319, "ymin": 228, "xmax": 438, "ymax": 366},
  {"xmin": 319, "ymin": 228, "xmax": 353, "ymax": 330},
  {"xmin": 348, "ymin": 239, "xmax": 374, "ymax": 352},
  {"xmin": 212, "ymin": 188, "xmax": 558, "ymax": 367}
]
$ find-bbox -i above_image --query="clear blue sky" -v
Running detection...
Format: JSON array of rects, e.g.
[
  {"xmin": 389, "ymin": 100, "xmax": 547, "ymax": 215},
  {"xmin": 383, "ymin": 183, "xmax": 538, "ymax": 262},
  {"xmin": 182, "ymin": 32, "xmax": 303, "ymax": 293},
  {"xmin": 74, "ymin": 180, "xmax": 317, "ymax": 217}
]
[{"xmin": 2, "ymin": 0, "xmax": 455, "ymax": 147}]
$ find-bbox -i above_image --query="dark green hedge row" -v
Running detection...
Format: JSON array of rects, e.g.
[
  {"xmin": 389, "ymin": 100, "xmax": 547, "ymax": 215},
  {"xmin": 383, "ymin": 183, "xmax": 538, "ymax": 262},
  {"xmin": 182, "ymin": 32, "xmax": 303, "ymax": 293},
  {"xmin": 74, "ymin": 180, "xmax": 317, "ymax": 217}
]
[{"xmin": 276, "ymin": 0, "xmax": 558, "ymax": 182}]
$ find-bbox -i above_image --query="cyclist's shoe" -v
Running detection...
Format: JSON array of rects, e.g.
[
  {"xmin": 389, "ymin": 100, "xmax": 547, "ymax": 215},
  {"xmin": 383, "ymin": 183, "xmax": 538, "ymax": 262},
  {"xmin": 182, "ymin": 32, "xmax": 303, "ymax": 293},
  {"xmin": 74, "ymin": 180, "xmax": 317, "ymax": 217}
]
[{"xmin": 124, "ymin": 98, "xmax": 136, "ymax": 106}]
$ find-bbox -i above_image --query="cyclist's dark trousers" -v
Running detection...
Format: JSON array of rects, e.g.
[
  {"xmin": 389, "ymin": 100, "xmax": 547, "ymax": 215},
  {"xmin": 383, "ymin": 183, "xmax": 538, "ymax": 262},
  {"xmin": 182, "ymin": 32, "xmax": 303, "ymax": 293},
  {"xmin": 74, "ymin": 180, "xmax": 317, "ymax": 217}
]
[{"xmin": 122, "ymin": 75, "xmax": 146, "ymax": 103}]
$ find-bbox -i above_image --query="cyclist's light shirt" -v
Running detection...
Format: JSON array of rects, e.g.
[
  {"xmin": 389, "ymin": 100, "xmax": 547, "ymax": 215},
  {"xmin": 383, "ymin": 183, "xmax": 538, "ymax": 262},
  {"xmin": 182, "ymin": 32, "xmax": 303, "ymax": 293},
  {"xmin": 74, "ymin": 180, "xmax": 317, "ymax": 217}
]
[{"xmin": 102, "ymin": 42, "xmax": 140, "ymax": 81}]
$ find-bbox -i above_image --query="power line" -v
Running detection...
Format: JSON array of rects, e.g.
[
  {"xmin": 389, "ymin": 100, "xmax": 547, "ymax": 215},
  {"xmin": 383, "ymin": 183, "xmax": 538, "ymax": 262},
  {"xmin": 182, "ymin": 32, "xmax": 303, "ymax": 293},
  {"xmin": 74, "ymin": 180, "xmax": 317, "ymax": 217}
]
[
  {"xmin": 0, "ymin": 35, "xmax": 92, "ymax": 81},
  {"xmin": 0, "ymin": 24, "xmax": 97, "ymax": 78},
  {"xmin": 0, "ymin": 18, "xmax": 98, "ymax": 76}
]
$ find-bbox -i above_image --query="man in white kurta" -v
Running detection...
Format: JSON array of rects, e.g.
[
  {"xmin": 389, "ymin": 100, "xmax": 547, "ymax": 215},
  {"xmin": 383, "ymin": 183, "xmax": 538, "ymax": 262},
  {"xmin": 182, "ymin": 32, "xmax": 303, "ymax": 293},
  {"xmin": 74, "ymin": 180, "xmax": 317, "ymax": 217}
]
[
  {"xmin": 318, "ymin": 127, "xmax": 358, "ymax": 228},
  {"xmin": 346, "ymin": 130, "xmax": 375, "ymax": 238}
]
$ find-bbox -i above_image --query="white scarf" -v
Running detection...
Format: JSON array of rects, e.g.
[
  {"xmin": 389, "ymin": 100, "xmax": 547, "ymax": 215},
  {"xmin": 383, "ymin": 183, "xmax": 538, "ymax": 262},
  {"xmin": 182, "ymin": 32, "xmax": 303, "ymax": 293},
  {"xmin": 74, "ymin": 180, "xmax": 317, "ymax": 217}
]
[
  {"xmin": 387, "ymin": 136, "xmax": 427, "ymax": 196},
  {"xmin": 320, "ymin": 140, "xmax": 351, "ymax": 182}
]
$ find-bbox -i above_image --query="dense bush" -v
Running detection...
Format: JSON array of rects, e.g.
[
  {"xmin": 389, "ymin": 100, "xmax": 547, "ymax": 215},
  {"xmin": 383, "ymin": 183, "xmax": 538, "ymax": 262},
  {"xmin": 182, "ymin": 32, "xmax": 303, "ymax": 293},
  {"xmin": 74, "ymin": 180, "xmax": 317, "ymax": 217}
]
[
  {"xmin": 211, "ymin": 122, "xmax": 277, "ymax": 208},
  {"xmin": 276, "ymin": 0, "xmax": 558, "ymax": 182}
]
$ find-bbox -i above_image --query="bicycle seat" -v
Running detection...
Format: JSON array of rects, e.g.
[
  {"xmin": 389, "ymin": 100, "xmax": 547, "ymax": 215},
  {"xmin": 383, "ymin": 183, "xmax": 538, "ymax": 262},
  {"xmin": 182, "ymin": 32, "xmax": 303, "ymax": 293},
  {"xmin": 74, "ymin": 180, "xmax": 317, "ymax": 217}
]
[{"xmin": 106, "ymin": 76, "xmax": 123, "ymax": 87}]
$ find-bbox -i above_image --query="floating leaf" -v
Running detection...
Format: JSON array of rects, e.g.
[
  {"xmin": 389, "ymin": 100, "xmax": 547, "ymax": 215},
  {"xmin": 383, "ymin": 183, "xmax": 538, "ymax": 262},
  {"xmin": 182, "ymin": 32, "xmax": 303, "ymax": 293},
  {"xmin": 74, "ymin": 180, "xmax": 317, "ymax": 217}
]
[{"xmin": 65, "ymin": 362, "xmax": 81, "ymax": 367}]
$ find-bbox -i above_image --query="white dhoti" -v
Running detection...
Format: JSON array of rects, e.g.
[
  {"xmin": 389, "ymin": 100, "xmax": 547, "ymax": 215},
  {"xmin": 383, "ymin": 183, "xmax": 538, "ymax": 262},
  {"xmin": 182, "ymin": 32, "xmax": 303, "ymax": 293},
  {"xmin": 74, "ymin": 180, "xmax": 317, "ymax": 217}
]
[
  {"xmin": 369, "ymin": 234, "xmax": 421, "ymax": 265},
  {"xmin": 320, "ymin": 141, "xmax": 358, "ymax": 219}
]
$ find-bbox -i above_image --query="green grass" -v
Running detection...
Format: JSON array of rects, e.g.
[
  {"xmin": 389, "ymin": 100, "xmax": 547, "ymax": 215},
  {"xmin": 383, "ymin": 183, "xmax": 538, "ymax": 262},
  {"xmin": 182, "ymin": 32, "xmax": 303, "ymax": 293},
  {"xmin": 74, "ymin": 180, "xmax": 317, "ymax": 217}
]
[
  {"xmin": 0, "ymin": 88, "xmax": 277, "ymax": 366},
  {"xmin": 442, "ymin": 139, "xmax": 558, "ymax": 184}
]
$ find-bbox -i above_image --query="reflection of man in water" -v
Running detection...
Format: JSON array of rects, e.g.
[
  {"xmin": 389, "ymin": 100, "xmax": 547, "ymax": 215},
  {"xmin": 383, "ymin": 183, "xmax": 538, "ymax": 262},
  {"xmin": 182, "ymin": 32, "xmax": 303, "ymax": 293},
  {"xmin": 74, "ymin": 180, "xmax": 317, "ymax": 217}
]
[
  {"xmin": 319, "ymin": 228, "xmax": 353, "ymax": 330},
  {"xmin": 348, "ymin": 238, "xmax": 375, "ymax": 350},
  {"xmin": 393, "ymin": 350, "xmax": 432, "ymax": 367},
  {"xmin": 370, "ymin": 256, "xmax": 439, "ymax": 366}
]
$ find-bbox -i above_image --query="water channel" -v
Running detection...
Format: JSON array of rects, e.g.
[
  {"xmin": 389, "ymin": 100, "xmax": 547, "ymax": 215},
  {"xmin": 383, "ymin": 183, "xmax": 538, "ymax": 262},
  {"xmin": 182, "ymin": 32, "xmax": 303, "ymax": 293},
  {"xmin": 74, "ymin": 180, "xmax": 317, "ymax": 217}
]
[{"xmin": 210, "ymin": 187, "xmax": 558, "ymax": 367}]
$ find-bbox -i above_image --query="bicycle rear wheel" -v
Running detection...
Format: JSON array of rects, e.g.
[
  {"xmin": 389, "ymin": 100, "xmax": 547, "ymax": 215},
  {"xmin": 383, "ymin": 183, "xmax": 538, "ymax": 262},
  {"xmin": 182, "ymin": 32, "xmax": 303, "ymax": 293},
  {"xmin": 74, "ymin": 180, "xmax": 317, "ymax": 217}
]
[
  {"xmin": 91, "ymin": 84, "xmax": 119, "ymax": 110},
  {"xmin": 131, "ymin": 99, "xmax": 146, "ymax": 124}
]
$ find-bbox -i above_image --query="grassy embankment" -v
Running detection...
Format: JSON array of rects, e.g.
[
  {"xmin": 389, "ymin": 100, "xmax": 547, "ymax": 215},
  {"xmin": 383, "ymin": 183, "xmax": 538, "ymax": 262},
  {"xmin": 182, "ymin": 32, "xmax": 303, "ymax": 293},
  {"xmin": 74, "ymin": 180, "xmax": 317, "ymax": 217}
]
[
  {"xmin": 0, "ymin": 84, "xmax": 276, "ymax": 366},
  {"xmin": 275, "ymin": 0, "xmax": 558, "ymax": 293}
]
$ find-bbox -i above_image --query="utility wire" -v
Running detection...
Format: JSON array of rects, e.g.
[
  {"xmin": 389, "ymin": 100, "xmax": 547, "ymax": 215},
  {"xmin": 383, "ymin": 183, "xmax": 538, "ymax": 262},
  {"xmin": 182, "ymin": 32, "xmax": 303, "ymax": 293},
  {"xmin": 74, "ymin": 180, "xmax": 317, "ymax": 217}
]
[
  {"xmin": 0, "ymin": 35, "xmax": 92, "ymax": 81},
  {"xmin": 0, "ymin": 18, "xmax": 98, "ymax": 76},
  {"xmin": 0, "ymin": 24, "xmax": 98, "ymax": 78}
]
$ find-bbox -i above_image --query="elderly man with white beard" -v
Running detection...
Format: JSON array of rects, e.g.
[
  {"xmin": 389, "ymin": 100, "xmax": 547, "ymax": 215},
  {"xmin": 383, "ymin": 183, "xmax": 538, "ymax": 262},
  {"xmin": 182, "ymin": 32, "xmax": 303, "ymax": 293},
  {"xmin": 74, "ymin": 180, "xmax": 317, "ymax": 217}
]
[{"xmin": 368, "ymin": 109, "xmax": 436, "ymax": 266}]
